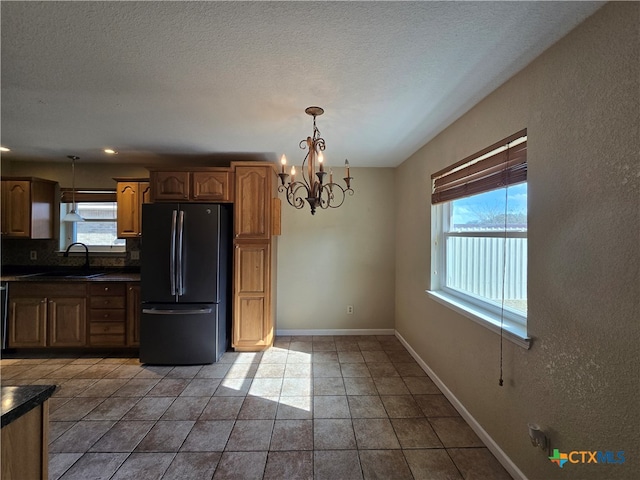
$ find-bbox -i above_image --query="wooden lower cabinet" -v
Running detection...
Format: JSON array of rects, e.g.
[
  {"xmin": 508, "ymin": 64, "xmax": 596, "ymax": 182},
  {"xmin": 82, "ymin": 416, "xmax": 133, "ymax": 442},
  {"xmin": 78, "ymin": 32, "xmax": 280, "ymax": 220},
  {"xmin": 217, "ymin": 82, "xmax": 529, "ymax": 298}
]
[
  {"xmin": 126, "ymin": 283, "xmax": 141, "ymax": 347},
  {"xmin": 233, "ymin": 242, "xmax": 273, "ymax": 351},
  {"xmin": 88, "ymin": 283, "xmax": 126, "ymax": 347},
  {"xmin": 7, "ymin": 281, "xmax": 139, "ymax": 350},
  {"xmin": 8, "ymin": 283, "xmax": 87, "ymax": 348},
  {"xmin": 1, "ymin": 397, "xmax": 50, "ymax": 480},
  {"xmin": 47, "ymin": 297, "xmax": 86, "ymax": 347}
]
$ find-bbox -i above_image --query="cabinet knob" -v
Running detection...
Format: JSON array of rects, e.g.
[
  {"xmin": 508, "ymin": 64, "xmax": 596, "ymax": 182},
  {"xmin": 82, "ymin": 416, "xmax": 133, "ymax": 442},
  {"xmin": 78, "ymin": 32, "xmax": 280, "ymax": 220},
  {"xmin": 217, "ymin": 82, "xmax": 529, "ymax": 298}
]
[
  {"xmin": 104, "ymin": 287, "xmax": 109, "ymax": 291},
  {"xmin": 104, "ymin": 314, "xmax": 109, "ymax": 318}
]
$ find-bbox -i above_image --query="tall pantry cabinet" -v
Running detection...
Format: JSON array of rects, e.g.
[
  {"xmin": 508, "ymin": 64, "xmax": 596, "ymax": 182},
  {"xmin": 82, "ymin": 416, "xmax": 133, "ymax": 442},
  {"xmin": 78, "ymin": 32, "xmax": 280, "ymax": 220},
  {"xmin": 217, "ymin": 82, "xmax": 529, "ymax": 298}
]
[{"xmin": 231, "ymin": 163, "xmax": 280, "ymax": 351}]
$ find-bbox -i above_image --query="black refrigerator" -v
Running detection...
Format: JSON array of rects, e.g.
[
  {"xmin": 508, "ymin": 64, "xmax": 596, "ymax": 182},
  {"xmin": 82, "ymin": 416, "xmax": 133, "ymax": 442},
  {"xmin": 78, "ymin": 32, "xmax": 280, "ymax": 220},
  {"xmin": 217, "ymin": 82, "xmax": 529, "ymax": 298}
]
[{"xmin": 140, "ymin": 203, "xmax": 231, "ymax": 365}]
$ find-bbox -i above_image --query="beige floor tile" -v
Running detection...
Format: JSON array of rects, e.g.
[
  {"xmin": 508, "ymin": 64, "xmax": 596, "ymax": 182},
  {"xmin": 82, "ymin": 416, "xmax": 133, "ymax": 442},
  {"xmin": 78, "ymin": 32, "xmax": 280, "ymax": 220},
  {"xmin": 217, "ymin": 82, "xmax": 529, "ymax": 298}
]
[
  {"xmin": 135, "ymin": 420, "xmax": 195, "ymax": 452},
  {"xmin": 270, "ymin": 419, "xmax": 313, "ymax": 451},
  {"xmin": 448, "ymin": 447, "xmax": 513, "ymax": 479},
  {"xmin": 352, "ymin": 418, "xmax": 401, "ymax": 449},
  {"xmin": 414, "ymin": 394, "xmax": 459, "ymax": 417},
  {"xmin": 314, "ymin": 395, "xmax": 350, "ymax": 419},
  {"xmin": 343, "ymin": 377, "xmax": 378, "ymax": 395},
  {"xmin": 403, "ymin": 375, "xmax": 441, "ymax": 394},
  {"xmin": 163, "ymin": 452, "xmax": 222, "ymax": 480},
  {"xmin": 313, "ymin": 377, "xmax": 345, "ymax": 395},
  {"xmin": 237, "ymin": 395, "xmax": 279, "ymax": 419},
  {"xmin": 48, "ymin": 452, "xmax": 83, "ymax": 480},
  {"xmin": 348, "ymin": 395, "xmax": 388, "ymax": 418},
  {"xmin": 200, "ymin": 396, "xmax": 244, "ymax": 420},
  {"xmin": 359, "ymin": 449, "xmax": 413, "ymax": 480},
  {"xmin": 57, "ymin": 452, "xmax": 128, "ymax": 480},
  {"xmin": 403, "ymin": 449, "xmax": 464, "ymax": 480},
  {"xmin": 160, "ymin": 396, "xmax": 208, "ymax": 420},
  {"xmin": 213, "ymin": 451, "xmax": 268, "ymax": 480},
  {"xmin": 381, "ymin": 395, "xmax": 424, "ymax": 418},
  {"xmin": 314, "ymin": 419, "xmax": 357, "ymax": 450},
  {"xmin": 264, "ymin": 451, "xmax": 313, "ymax": 480},
  {"xmin": 314, "ymin": 450, "xmax": 363, "ymax": 480},
  {"xmin": 50, "ymin": 420, "xmax": 115, "ymax": 453},
  {"xmin": 276, "ymin": 396, "xmax": 313, "ymax": 419},
  {"xmin": 180, "ymin": 420, "xmax": 234, "ymax": 452},
  {"xmin": 373, "ymin": 377, "xmax": 410, "ymax": 395},
  {"xmin": 429, "ymin": 417, "xmax": 485, "ymax": 448},
  {"xmin": 226, "ymin": 419, "xmax": 274, "ymax": 451},
  {"xmin": 391, "ymin": 418, "xmax": 443, "ymax": 449},
  {"xmin": 121, "ymin": 396, "xmax": 175, "ymax": 420},
  {"xmin": 110, "ymin": 452, "xmax": 175, "ymax": 480},
  {"xmin": 89, "ymin": 420, "xmax": 155, "ymax": 452}
]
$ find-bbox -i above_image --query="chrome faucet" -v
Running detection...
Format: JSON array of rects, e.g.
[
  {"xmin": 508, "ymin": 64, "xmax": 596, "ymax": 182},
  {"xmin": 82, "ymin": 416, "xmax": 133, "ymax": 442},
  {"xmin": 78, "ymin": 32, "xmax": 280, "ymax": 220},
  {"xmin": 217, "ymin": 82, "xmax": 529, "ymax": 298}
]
[{"xmin": 64, "ymin": 242, "xmax": 90, "ymax": 270}]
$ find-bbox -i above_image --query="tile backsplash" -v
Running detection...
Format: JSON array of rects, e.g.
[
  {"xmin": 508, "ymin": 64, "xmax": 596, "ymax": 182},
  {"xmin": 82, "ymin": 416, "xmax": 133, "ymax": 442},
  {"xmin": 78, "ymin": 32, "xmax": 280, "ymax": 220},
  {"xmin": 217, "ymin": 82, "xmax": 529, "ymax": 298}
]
[{"xmin": 1, "ymin": 238, "xmax": 141, "ymax": 269}]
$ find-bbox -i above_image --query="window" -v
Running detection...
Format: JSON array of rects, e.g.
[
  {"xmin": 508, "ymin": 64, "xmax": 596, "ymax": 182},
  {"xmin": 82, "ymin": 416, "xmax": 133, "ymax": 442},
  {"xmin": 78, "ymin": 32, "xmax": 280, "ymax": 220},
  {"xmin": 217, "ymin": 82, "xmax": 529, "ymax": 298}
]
[
  {"xmin": 429, "ymin": 130, "xmax": 529, "ymax": 345},
  {"xmin": 60, "ymin": 190, "xmax": 125, "ymax": 253}
]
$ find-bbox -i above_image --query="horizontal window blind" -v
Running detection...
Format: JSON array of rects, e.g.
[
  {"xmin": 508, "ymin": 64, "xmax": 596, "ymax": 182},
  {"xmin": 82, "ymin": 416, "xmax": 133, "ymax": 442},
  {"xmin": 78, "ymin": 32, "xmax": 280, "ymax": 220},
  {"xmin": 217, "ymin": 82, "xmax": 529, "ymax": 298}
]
[
  {"xmin": 60, "ymin": 189, "xmax": 116, "ymax": 203},
  {"xmin": 432, "ymin": 129, "xmax": 527, "ymax": 204}
]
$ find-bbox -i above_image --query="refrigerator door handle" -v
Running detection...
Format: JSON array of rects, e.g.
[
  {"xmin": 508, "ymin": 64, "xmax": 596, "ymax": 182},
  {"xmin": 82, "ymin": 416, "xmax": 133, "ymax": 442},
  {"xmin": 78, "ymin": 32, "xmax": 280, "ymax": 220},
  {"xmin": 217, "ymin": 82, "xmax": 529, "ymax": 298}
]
[
  {"xmin": 170, "ymin": 210, "xmax": 178, "ymax": 296},
  {"xmin": 177, "ymin": 210, "xmax": 185, "ymax": 296},
  {"xmin": 142, "ymin": 307, "xmax": 213, "ymax": 315}
]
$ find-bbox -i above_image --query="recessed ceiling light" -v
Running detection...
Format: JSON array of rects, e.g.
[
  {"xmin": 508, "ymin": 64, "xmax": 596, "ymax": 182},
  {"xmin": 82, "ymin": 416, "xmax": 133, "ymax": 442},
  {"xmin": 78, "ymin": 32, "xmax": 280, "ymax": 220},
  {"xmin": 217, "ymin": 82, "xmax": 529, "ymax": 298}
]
[
  {"xmin": 0, "ymin": 146, "xmax": 10, "ymax": 152},
  {"xmin": 104, "ymin": 148, "xmax": 118, "ymax": 154}
]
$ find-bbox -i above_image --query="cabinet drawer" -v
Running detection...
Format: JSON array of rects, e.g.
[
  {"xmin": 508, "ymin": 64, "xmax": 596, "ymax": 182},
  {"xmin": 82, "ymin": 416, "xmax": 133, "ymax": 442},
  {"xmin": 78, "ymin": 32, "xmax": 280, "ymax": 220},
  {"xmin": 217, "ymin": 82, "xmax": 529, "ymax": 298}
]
[
  {"xmin": 89, "ymin": 309, "xmax": 125, "ymax": 322},
  {"xmin": 89, "ymin": 283, "xmax": 125, "ymax": 296},
  {"xmin": 90, "ymin": 334, "xmax": 126, "ymax": 346},
  {"xmin": 89, "ymin": 296, "xmax": 126, "ymax": 309},
  {"xmin": 90, "ymin": 322, "xmax": 125, "ymax": 335}
]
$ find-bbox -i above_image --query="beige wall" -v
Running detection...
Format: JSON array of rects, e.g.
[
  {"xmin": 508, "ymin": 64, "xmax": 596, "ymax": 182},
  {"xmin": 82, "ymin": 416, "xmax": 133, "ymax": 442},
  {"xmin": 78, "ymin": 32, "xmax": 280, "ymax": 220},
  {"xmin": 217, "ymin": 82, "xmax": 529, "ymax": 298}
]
[
  {"xmin": 3, "ymin": 161, "xmax": 149, "ymax": 189},
  {"xmin": 395, "ymin": 3, "xmax": 639, "ymax": 479},
  {"xmin": 276, "ymin": 167, "xmax": 396, "ymax": 332}
]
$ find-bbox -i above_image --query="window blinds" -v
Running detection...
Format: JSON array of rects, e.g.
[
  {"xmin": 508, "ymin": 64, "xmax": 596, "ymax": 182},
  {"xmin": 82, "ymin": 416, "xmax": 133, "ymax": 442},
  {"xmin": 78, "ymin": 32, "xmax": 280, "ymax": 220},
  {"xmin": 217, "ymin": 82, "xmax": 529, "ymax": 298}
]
[{"xmin": 431, "ymin": 129, "xmax": 527, "ymax": 205}]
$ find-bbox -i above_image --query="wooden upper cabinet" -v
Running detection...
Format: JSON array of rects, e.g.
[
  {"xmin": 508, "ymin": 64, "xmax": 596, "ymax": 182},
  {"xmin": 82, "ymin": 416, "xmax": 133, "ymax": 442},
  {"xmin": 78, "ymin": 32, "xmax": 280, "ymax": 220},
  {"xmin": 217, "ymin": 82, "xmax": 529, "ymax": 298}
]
[
  {"xmin": 115, "ymin": 180, "xmax": 150, "ymax": 238},
  {"xmin": 1, "ymin": 178, "xmax": 57, "ymax": 239},
  {"xmin": 192, "ymin": 171, "xmax": 232, "ymax": 202},
  {"xmin": 150, "ymin": 171, "xmax": 190, "ymax": 201},
  {"xmin": 234, "ymin": 165, "xmax": 273, "ymax": 240},
  {"xmin": 149, "ymin": 169, "xmax": 233, "ymax": 203}
]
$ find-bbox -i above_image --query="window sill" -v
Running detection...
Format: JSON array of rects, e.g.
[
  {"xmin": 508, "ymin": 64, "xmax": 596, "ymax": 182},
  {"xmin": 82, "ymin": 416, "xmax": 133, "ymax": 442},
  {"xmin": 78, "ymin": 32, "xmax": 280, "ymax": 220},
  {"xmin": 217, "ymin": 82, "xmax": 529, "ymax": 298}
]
[{"xmin": 426, "ymin": 290, "xmax": 531, "ymax": 349}]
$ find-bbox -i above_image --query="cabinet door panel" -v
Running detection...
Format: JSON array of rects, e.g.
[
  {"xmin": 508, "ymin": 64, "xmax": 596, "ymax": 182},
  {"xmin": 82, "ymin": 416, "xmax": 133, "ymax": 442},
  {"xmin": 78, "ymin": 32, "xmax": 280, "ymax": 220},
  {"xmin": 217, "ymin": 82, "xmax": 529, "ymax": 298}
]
[
  {"xmin": 151, "ymin": 172, "xmax": 189, "ymax": 201},
  {"xmin": 235, "ymin": 167, "xmax": 270, "ymax": 240},
  {"xmin": 235, "ymin": 297, "xmax": 266, "ymax": 343},
  {"xmin": 233, "ymin": 242, "xmax": 272, "ymax": 349},
  {"xmin": 8, "ymin": 297, "xmax": 47, "ymax": 347},
  {"xmin": 116, "ymin": 183, "xmax": 140, "ymax": 238},
  {"xmin": 4, "ymin": 181, "xmax": 31, "ymax": 237},
  {"xmin": 192, "ymin": 171, "xmax": 231, "ymax": 201},
  {"xmin": 48, "ymin": 298, "xmax": 86, "ymax": 347}
]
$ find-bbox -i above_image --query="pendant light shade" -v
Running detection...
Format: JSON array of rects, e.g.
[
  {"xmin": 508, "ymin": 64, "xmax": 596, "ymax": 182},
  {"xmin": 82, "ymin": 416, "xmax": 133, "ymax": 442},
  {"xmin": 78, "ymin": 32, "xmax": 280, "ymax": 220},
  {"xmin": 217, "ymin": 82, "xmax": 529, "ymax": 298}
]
[{"xmin": 63, "ymin": 155, "xmax": 84, "ymax": 222}]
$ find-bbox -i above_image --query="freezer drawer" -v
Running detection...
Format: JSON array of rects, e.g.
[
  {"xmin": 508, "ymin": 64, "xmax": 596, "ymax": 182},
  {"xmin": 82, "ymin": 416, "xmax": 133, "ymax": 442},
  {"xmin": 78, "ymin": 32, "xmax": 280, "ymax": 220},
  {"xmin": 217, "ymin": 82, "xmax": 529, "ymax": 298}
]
[{"xmin": 140, "ymin": 303, "xmax": 224, "ymax": 365}]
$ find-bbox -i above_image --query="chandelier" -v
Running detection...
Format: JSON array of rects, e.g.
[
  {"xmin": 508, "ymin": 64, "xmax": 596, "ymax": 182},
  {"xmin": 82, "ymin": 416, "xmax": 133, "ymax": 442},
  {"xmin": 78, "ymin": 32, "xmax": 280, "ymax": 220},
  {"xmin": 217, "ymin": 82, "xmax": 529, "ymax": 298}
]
[{"xmin": 278, "ymin": 106, "xmax": 353, "ymax": 215}]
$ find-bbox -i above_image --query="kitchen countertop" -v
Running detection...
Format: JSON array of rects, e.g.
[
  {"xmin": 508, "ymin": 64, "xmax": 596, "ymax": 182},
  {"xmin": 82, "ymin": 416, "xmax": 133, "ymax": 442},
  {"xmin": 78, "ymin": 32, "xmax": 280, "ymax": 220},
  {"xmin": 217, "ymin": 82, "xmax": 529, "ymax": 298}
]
[
  {"xmin": 1, "ymin": 385, "xmax": 57, "ymax": 428},
  {"xmin": 0, "ymin": 267, "xmax": 140, "ymax": 282}
]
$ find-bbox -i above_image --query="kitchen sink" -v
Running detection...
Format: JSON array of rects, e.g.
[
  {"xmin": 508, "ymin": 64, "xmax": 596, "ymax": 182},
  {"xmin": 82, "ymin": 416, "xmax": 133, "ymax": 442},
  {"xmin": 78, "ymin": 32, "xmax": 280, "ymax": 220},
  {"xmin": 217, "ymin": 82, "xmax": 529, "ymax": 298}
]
[{"xmin": 19, "ymin": 270, "xmax": 107, "ymax": 279}]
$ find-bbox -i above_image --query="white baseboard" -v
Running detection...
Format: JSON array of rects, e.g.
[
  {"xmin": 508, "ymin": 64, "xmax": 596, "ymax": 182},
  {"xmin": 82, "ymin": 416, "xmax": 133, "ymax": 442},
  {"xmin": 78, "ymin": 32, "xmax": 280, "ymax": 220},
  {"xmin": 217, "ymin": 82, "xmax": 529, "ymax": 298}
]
[
  {"xmin": 276, "ymin": 328, "xmax": 396, "ymax": 336},
  {"xmin": 395, "ymin": 331, "xmax": 527, "ymax": 480}
]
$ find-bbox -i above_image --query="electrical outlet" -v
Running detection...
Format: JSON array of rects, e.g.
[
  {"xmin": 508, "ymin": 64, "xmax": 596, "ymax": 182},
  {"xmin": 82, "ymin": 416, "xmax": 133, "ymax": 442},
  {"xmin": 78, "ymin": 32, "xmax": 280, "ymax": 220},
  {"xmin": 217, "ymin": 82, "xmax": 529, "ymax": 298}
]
[
  {"xmin": 30, "ymin": 251, "xmax": 37, "ymax": 260},
  {"xmin": 130, "ymin": 251, "xmax": 140, "ymax": 260},
  {"xmin": 347, "ymin": 305, "xmax": 354, "ymax": 315}
]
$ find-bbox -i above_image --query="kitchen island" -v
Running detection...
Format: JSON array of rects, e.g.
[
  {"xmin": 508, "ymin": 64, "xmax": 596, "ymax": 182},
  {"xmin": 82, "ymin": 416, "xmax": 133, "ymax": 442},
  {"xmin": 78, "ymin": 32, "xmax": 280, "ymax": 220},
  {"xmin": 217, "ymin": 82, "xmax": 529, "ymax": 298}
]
[{"xmin": 1, "ymin": 384, "xmax": 56, "ymax": 480}]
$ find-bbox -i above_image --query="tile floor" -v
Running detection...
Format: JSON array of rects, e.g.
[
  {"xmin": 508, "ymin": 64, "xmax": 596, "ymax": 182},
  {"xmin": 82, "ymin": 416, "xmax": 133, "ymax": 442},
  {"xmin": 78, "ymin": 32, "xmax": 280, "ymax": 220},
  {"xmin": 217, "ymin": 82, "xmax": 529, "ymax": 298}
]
[{"xmin": 1, "ymin": 335, "xmax": 513, "ymax": 479}]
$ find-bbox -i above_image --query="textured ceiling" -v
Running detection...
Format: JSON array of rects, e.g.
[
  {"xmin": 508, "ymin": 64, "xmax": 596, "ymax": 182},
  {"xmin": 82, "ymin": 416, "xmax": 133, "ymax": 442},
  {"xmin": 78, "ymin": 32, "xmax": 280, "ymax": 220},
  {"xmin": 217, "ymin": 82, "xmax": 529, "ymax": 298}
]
[{"xmin": 1, "ymin": 1, "xmax": 603, "ymax": 167}]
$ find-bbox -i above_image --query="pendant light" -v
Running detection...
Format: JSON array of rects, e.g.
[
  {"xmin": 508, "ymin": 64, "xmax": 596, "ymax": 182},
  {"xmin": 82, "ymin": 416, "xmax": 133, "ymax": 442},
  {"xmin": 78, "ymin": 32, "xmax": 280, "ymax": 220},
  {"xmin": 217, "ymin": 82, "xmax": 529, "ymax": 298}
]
[{"xmin": 63, "ymin": 155, "xmax": 84, "ymax": 222}]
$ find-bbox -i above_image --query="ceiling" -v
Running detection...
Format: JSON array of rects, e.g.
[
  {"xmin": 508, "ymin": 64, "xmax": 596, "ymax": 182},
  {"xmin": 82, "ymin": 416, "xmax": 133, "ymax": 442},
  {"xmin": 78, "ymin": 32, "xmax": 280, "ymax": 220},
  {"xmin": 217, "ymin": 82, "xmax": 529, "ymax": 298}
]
[{"xmin": 1, "ymin": 1, "xmax": 603, "ymax": 167}]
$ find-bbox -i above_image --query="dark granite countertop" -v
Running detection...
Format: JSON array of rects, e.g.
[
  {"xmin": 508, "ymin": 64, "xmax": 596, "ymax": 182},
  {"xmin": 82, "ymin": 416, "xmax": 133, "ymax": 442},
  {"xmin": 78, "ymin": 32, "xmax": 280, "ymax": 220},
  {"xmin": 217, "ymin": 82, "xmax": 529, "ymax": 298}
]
[
  {"xmin": 1, "ymin": 384, "xmax": 57, "ymax": 428},
  {"xmin": 0, "ymin": 266, "xmax": 140, "ymax": 283}
]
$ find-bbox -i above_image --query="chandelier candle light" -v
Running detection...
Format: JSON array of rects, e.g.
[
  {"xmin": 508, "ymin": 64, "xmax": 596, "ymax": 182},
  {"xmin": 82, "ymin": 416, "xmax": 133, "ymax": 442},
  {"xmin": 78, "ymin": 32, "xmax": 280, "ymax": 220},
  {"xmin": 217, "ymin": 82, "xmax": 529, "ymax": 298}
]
[{"xmin": 278, "ymin": 106, "xmax": 353, "ymax": 215}]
